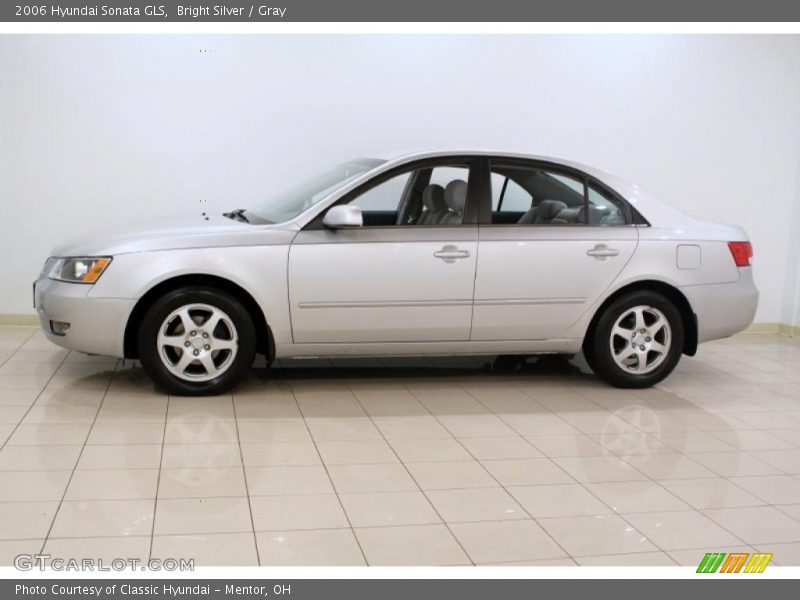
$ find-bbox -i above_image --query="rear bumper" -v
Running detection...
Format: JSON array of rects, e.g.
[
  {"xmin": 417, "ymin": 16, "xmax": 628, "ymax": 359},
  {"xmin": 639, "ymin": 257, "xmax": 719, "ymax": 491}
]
[
  {"xmin": 34, "ymin": 278, "xmax": 134, "ymax": 358},
  {"xmin": 681, "ymin": 268, "xmax": 758, "ymax": 344}
]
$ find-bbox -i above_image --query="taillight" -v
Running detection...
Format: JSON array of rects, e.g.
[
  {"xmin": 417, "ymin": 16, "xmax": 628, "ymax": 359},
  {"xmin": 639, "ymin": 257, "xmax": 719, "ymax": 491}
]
[{"xmin": 728, "ymin": 241, "xmax": 753, "ymax": 267}]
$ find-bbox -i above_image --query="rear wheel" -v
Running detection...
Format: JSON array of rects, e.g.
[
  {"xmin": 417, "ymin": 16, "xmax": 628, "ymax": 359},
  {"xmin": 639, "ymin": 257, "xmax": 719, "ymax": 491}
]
[
  {"xmin": 137, "ymin": 287, "xmax": 257, "ymax": 395},
  {"xmin": 585, "ymin": 291, "xmax": 684, "ymax": 388}
]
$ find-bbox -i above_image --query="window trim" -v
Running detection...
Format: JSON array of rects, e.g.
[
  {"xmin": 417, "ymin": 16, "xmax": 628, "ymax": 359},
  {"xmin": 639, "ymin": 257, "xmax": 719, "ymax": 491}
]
[
  {"xmin": 479, "ymin": 157, "xmax": 646, "ymax": 227},
  {"xmin": 304, "ymin": 156, "xmax": 481, "ymax": 231},
  {"xmin": 495, "ymin": 176, "xmax": 509, "ymax": 211}
]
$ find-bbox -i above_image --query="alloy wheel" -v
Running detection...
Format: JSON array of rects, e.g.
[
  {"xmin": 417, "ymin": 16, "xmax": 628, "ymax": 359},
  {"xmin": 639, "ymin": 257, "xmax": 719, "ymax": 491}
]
[
  {"xmin": 157, "ymin": 303, "xmax": 239, "ymax": 382},
  {"xmin": 609, "ymin": 305, "xmax": 671, "ymax": 375}
]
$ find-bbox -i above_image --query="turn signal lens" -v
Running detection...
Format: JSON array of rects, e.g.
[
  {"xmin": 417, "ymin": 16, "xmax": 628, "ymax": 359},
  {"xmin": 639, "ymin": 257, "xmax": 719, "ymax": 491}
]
[
  {"xmin": 48, "ymin": 257, "xmax": 112, "ymax": 284},
  {"xmin": 728, "ymin": 241, "xmax": 753, "ymax": 267},
  {"xmin": 80, "ymin": 258, "xmax": 111, "ymax": 283}
]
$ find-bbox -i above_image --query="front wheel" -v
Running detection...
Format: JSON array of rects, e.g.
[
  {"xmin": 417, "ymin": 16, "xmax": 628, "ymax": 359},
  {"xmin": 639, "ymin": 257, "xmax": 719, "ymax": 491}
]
[
  {"xmin": 137, "ymin": 287, "xmax": 257, "ymax": 395},
  {"xmin": 585, "ymin": 291, "xmax": 684, "ymax": 388}
]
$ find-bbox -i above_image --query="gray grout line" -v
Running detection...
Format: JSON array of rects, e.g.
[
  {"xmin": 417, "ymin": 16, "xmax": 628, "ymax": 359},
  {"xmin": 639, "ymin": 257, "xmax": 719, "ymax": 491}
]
[
  {"xmin": 286, "ymin": 381, "xmax": 370, "ymax": 567},
  {"xmin": 2, "ymin": 336, "xmax": 800, "ymax": 565},
  {"xmin": 451, "ymin": 379, "xmax": 748, "ymax": 563},
  {"xmin": 230, "ymin": 390, "xmax": 262, "ymax": 566},
  {"xmin": 402, "ymin": 394, "xmax": 578, "ymax": 563},
  {"xmin": 146, "ymin": 393, "xmax": 170, "ymax": 561},
  {"xmin": 447, "ymin": 382, "xmax": 636, "ymax": 564},
  {"xmin": 0, "ymin": 328, "xmax": 39, "ymax": 370},
  {"xmin": 38, "ymin": 356, "xmax": 120, "ymax": 555},
  {"xmin": 0, "ymin": 351, "xmax": 72, "ymax": 454},
  {"xmin": 345, "ymin": 379, "xmax": 479, "ymax": 567}
]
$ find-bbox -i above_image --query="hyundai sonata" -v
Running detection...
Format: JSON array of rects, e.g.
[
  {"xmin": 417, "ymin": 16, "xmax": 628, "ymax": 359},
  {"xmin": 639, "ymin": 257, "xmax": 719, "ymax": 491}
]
[{"xmin": 33, "ymin": 150, "xmax": 758, "ymax": 395}]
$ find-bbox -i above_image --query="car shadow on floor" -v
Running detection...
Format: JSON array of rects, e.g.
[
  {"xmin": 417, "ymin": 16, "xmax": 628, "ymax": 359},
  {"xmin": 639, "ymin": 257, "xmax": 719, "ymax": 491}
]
[{"xmin": 263, "ymin": 354, "xmax": 593, "ymax": 383}]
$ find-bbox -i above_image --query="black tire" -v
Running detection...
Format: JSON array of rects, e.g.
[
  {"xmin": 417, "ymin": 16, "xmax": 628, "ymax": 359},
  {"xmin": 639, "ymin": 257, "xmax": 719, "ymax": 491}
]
[
  {"xmin": 137, "ymin": 286, "xmax": 257, "ymax": 395},
  {"xmin": 584, "ymin": 291, "xmax": 684, "ymax": 388}
]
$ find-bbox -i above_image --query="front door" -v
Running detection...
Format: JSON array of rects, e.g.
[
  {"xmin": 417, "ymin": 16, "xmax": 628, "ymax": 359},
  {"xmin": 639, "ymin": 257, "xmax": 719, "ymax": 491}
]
[{"xmin": 288, "ymin": 161, "xmax": 480, "ymax": 344}]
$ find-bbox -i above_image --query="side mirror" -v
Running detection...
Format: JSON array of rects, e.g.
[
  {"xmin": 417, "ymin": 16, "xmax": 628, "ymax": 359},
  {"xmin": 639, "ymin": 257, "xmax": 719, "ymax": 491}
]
[{"xmin": 322, "ymin": 205, "xmax": 363, "ymax": 229}]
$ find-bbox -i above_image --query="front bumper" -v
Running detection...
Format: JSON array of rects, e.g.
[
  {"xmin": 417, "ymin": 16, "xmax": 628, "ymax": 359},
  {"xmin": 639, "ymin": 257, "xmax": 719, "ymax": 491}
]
[
  {"xmin": 681, "ymin": 268, "xmax": 759, "ymax": 344},
  {"xmin": 34, "ymin": 278, "xmax": 135, "ymax": 358}
]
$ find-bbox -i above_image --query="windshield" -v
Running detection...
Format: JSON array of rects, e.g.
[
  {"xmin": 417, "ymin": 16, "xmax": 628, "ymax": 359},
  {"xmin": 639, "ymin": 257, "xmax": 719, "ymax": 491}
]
[{"xmin": 247, "ymin": 159, "xmax": 385, "ymax": 224}]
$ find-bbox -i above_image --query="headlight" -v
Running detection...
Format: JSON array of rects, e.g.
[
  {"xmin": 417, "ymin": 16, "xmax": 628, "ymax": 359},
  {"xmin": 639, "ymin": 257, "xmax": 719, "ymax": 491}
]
[{"xmin": 47, "ymin": 257, "xmax": 112, "ymax": 284}]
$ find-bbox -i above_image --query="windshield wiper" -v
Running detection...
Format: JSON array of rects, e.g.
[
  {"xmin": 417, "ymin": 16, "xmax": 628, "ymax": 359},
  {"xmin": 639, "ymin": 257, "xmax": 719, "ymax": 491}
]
[{"xmin": 223, "ymin": 208, "xmax": 250, "ymax": 223}]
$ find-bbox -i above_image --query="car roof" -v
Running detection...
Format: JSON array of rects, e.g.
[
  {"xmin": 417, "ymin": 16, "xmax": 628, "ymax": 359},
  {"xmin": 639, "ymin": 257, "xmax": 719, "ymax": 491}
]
[{"xmin": 371, "ymin": 148, "xmax": 627, "ymax": 190}]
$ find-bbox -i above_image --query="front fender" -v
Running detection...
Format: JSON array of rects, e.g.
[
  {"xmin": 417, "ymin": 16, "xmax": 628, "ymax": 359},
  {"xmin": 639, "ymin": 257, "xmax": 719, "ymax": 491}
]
[{"xmin": 90, "ymin": 245, "xmax": 293, "ymax": 346}]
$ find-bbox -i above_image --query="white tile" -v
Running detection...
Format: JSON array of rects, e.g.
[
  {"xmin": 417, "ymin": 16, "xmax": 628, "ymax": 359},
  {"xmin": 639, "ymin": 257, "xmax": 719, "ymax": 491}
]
[
  {"xmin": 577, "ymin": 552, "xmax": 677, "ymax": 566},
  {"xmin": 427, "ymin": 487, "xmax": 527, "ymax": 523},
  {"xmin": 539, "ymin": 514, "xmax": 657, "ymax": 557},
  {"xmin": 161, "ymin": 444, "xmax": 242, "ymax": 468},
  {"xmin": 585, "ymin": 481, "xmax": 690, "ymax": 513},
  {"xmin": 405, "ymin": 461, "xmax": 496, "ymax": 490},
  {"xmin": 340, "ymin": 491, "xmax": 440, "ymax": 527},
  {"xmin": 372, "ymin": 416, "xmax": 452, "ymax": 440},
  {"xmin": 508, "ymin": 484, "xmax": 612, "ymax": 518},
  {"xmin": 66, "ymin": 469, "xmax": 159, "ymax": 500},
  {"xmin": 0, "ymin": 501, "xmax": 59, "ymax": 540},
  {"xmin": 553, "ymin": 456, "xmax": 646, "ymax": 483},
  {"xmin": 481, "ymin": 458, "xmax": 573, "ymax": 486},
  {"xmin": 8, "ymin": 423, "xmax": 91, "ymax": 445},
  {"xmin": 257, "ymin": 529, "xmax": 365, "ymax": 566},
  {"xmin": 729, "ymin": 475, "xmax": 800, "ymax": 505},
  {"xmin": 390, "ymin": 438, "xmax": 472, "ymax": 462},
  {"xmin": 0, "ymin": 470, "xmax": 72, "ymax": 502},
  {"xmin": 661, "ymin": 478, "xmax": 766, "ymax": 509},
  {"xmin": 685, "ymin": 452, "xmax": 782, "ymax": 477},
  {"xmin": 87, "ymin": 423, "xmax": 164, "ymax": 445},
  {"xmin": 623, "ymin": 454, "xmax": 717, "ymax": 480},
  {"xmin": 624, "ymin": 510, "xmax": 743, "ymax": 550},
  {"xmin": 450, "ymin": 520, "xmax": 567, "ymax": 563},
  {"xmin": 50, "ymin": 500, "xmax": 154, "ymax": 538},
  {"xmin": 237, "ymin": 421, "xmax": 311, "ymax": 443},
  {"xmin": 328, "ymin": 463, "xmax": 417, "ymax": 493},
  {"xmin": 460, "ymin": 437, "xmax": 542, "ymax": 460},
  {"xmin": 704, "ymin": 506, "xmax": 800, "ymax": 544},
  {"xmin": 154, "ymin": 497, "xmax": 253, "ymax": 535},
  {"xmin": 246, "ymin": 465, "xmax": 334, "ymax": 496},
  {"xmin": 305, "ymin": 417, "xmax": 382, "ymax": 441},
  {"xmin": 355, "ymin": 524, "xmax": 469, "ymax": 566},
  {"xmin": 316, "ymin": 440, "xmax": 398, "ymax": 465},
  {"xmin": 758, "ymin": 542, "xmax": 800, "ymax": 566},
  {"xmin": 77, "ymin": 445, "xmax": 162, "ymax": 470},
  {"xmin": 158, "ymin": 467, "xmax": 247, "ymax": 498},
  {"xmin": 240, "ymin": 442, "xmax": 320, "ymax": 467},
  {"xmin": 152, "ymin": 533, "xmax": 258, "ymax": 566},
  {"xmin": 45, "ymin": 536, "xmax": 150, "ymax": 562},
  {"xmin": 250, "ymin": 494, "xmax": 348, "ymax": 531},
  {"xmin": 526, "ymin": 434, "xmax": 606, "ymax": 457},
  {"xmin": 163, "ymin": 421, "xmax": 238, "ymax": 444},
  {"xmin": 0, "ymin": 444, "xmax": 82, "ymax": 471}
]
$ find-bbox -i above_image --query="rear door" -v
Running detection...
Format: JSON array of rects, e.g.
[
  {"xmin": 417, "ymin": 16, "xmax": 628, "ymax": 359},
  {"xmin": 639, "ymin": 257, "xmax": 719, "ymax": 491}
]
[{"xmin": 471, "ymin": 159, "xmax": 639, "ymax": 341}]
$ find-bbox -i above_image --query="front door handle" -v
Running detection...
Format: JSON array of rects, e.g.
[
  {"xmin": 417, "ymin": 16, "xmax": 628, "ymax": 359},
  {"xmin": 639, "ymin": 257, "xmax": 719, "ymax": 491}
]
[
  {"xmin": 587, "ymin": 244, "xmax": 620, "ymax": 260},
  {"xmin": 434, "ymin": 245, "xmax": 471, "ymax": 263}
]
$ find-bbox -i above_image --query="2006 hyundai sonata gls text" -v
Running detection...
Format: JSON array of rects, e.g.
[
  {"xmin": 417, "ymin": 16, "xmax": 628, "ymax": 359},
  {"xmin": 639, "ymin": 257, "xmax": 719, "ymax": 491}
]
[{"xmin": 34, "ymin": 150, "xmax": 758, "ymax": 395}]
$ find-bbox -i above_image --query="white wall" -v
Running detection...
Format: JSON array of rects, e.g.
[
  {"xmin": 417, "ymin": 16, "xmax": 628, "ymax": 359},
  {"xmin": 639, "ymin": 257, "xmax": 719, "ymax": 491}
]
[{"xmin": 2, "ymin": 35, "xmax": 799, "ymax": 323}]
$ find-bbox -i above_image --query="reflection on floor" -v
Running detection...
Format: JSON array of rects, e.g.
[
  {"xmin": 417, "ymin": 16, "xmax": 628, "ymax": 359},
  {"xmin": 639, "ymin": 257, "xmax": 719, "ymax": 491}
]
[{"xmin": 1, "ymin": 326, "xmax": 799, "ymax": 566}]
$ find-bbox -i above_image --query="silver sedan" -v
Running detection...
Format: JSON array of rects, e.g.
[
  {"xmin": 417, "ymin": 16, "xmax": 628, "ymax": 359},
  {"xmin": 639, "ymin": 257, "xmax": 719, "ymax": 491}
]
[{"xmin": 33, "ymin": 150, "xmax": 758, "ymax": 395}]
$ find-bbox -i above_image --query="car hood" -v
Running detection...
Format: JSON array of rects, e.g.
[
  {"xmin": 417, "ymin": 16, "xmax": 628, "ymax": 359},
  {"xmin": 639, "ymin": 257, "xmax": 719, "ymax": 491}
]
[{"xmin": 51, "ymin": 213, "xmax": 299, "ymax": 256}]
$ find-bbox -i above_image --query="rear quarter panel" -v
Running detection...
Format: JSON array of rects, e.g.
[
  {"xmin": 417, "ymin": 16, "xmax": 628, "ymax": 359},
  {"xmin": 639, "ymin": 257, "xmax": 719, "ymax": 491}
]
[{"xmin": 564, "ymin": 223, "xmax": 744, "ymax": 339}]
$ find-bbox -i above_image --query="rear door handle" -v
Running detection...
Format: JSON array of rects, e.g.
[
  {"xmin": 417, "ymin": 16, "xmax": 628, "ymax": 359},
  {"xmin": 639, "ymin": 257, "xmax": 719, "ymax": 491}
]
[
  {"xmin": 434, "ymin": 245, "xmax": 471, "ymax": 263},
  {"xmin": 587, "ymin": 244, "xmax": 620, "ymax": 260}
]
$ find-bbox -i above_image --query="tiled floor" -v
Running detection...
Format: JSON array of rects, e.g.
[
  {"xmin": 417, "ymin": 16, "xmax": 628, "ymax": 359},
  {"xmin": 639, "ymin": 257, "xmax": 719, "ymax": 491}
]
[{"xmin": 1, "ymin": 326, "xmax": 800, "ymax": 566}]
